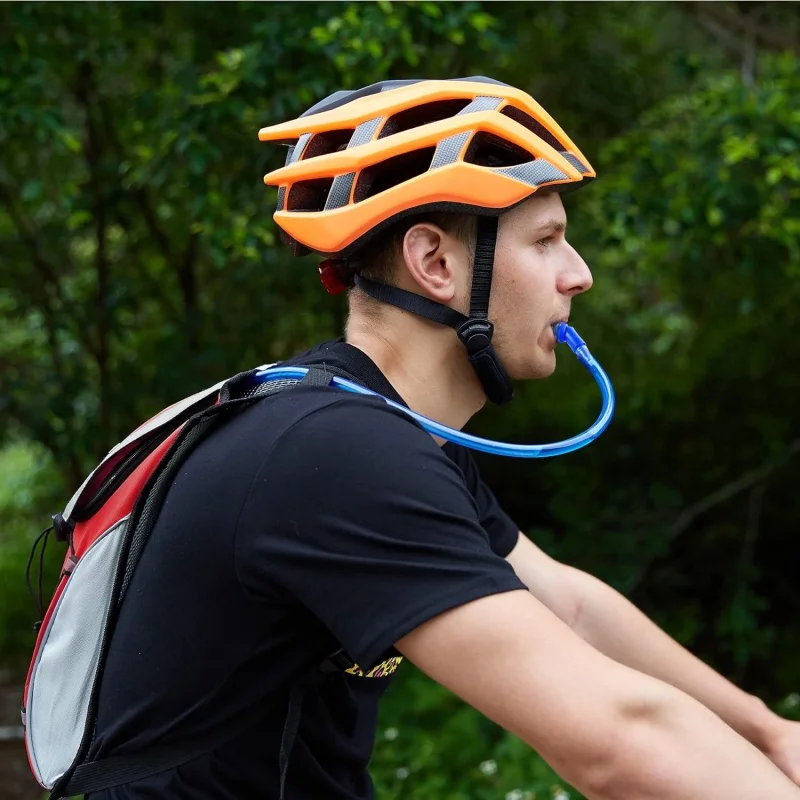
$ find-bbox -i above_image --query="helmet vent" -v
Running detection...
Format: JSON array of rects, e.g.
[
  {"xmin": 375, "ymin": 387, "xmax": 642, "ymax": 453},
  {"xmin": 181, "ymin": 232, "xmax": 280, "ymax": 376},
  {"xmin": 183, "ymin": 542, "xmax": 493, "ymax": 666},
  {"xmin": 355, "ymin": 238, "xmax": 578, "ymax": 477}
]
[
  {"xmin": 354, "ymin": 147, "xmax": 436, "ymax": 202},
  {"xmin": 501, "ymin": 106, "xmax": 565, "ymax": 153},
  {"xmin": 379, "ymin": 100, "xmax": 472, "ymax": 139},
  {"xmin": 464, "ymin": 132, "xmax": 534, "ymax": 168},
  {"xmin": 301, "ymin": 129, "xmax": 356, "ymax": 160},
  {"xmin": 287, "ymin": 178, "xmax": 334, "ymax": 211}
]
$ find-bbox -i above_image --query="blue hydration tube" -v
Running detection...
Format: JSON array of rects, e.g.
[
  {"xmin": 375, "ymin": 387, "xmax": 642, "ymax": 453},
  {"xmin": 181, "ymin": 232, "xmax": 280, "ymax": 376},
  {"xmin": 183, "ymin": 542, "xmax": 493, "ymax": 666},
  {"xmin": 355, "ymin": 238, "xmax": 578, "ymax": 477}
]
[{"xmin": 254, "ymin": 323, "xmax": 615, "ymax": 458}]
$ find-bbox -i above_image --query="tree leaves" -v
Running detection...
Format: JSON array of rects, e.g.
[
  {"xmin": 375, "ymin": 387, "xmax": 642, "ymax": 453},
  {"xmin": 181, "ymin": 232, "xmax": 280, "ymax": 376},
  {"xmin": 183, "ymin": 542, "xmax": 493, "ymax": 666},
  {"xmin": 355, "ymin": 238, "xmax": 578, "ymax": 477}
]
[{"xmin": 2, "ymin": 4, "xmax": 800, "ymax": 794}]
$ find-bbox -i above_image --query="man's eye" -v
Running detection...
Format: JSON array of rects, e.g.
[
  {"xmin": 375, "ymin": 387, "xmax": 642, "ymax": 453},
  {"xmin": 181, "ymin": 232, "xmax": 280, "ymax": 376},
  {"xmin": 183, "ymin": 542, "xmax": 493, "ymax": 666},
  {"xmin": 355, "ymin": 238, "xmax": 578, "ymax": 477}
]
[{"xmin": 535, "ymin": 236, "xmax": 553, "ymax": 248}]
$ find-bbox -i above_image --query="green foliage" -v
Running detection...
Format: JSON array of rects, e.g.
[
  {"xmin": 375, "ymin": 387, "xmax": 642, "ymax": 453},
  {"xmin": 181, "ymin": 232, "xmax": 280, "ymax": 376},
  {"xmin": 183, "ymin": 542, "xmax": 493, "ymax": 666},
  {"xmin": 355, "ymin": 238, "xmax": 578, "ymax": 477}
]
[
  {"xmin": 0, "ymin": 441, "xmax": 65, "ymax": 670},
  {"xmin": 2, "ymin": 1, "xmax": 800, "ymax": 795}
]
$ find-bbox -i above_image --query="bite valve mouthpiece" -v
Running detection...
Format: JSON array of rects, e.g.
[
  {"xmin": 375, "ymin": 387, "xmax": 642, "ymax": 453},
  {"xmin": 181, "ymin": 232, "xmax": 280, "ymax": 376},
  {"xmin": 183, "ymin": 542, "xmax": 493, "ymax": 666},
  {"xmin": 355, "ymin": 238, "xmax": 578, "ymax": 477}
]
[
  {"xmin": 553, "ymin": 322, "xmax": 585, "ymax": 351},
  {"xmin": 553, "ymin": 322, "xmax": 594, "ymax": 369}
]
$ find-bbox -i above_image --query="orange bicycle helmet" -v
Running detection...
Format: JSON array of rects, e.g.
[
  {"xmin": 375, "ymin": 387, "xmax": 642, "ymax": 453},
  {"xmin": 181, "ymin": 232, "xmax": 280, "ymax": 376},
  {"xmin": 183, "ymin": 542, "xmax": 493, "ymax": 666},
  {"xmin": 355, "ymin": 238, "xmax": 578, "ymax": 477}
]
[
  {"xmin": 258, "ymin": 77, "xmax": 596, "ymax": 405},
  {"xmin": 259, "ymin": 76, "xmax": 594, "ymax": 258}
]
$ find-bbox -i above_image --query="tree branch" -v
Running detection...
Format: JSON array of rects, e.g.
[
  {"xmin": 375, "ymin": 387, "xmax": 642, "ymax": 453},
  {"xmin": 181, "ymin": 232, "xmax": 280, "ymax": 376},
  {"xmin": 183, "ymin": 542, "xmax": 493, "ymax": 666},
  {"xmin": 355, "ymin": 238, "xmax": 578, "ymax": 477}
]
[
  {"xmin": 669, "ymin": 441, "xmax": 799, "ymax": 540},
  {"xmin": 133, "ymin": 187, "xmax": 176, "ymax": 263},
  {"xmin": 740, "ymin": 481, "xmax": 765, "ymax": 582},
  {"xmin": 94, "ymin": 91, "xmax": 182, "ymax": 320},
  {"xmin": 0, "ymin": 182, "xmax": 68, "ymax": 311},
  {"xmin": 731, "ymin": 480, "xmax": 766, "ymax": 681},
  {"xmin": 680, "ymin": 2, "xmax": 799, "ymax": 57},
  {"xmin": 0, "ymin": 182, "xmax": 79, "ymax": 402},
  {"xmin": 75, "ymin": 59, "xmax": 112, "ymax": 454},
  {"xmin": 626, "ymin": 438, "xmax": 800, "ymax": 593},
  {"xmin": 177, "ymin": 231, "xmax": 200, "ymax": 352}
]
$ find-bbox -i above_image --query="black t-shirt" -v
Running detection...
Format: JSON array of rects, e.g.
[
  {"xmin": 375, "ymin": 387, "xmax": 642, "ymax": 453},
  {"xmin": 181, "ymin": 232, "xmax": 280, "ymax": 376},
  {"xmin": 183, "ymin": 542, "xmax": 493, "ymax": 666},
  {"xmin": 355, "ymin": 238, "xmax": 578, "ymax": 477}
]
[{"xmin": 87, "ymin": 341, "xmax": 525, "ymax": 799}]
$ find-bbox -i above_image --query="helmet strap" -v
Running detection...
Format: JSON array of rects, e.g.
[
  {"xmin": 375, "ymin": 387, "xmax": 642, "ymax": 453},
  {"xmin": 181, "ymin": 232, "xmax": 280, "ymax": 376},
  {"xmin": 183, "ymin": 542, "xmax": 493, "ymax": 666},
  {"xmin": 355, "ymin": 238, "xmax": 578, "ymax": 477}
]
[{"xmin": 353, "ymin": 216, "xmax": 514, "ymax": 405}]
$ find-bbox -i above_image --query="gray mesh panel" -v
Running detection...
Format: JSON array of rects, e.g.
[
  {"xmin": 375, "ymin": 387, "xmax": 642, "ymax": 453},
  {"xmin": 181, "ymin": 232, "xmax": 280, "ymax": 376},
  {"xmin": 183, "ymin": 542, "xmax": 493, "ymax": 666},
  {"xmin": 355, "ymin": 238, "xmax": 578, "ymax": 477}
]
[
  {"xmin": 290, "ymin": 133, "xmax": 312, "ymax": 163},
  {"xmin": 348, "ymin": 117, "xmax": 384, "ymax": 148},
  {"xmin": 282, "ymin": 133, "xmax": 313, "ymax": 216},
  {"xmin": 496, "ymin": 160, "xmax": 569, "ymax": 187},
  {"xmin": 26, "ymin": 517, "xmax": 130, "ymax": 788},
  {"xmin": 562, "ymin": 152, "xmax": 589, "ymax": 173},
  {"xmin": 325, "ymin": 172, "xmax": 356, "ymax": 210},
  {"xmin": 457, "ymin": 96, "xmax": 502, "ymax": 114},
  {"xmin": 431, "ymin": 131, "xmax": 471, "ymax": 169},
  {"xmin": 240, "ymin": 377, "xmax": 302, "ymax": 399}
]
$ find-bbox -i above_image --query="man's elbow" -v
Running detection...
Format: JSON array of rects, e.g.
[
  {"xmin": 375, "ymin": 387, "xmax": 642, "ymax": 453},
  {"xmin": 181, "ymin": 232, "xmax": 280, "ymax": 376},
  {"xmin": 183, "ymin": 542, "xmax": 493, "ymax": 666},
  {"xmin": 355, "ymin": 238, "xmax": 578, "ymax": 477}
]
[
  {"xmin": 567, "ymin": 683, "xmax": 764, "ymax": 800},
  {"xmin": 572, "ymin": 685, "xmax": 681, "ymax": 797}
]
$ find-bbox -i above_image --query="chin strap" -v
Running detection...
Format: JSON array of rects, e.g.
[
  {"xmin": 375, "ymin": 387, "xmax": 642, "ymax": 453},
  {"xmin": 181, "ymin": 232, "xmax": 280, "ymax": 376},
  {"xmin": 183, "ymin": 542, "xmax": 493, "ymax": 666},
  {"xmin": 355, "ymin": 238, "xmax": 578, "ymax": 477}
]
[{"xmin": 353, "ymin": 216, "xmax": 514, "ymax": 405}]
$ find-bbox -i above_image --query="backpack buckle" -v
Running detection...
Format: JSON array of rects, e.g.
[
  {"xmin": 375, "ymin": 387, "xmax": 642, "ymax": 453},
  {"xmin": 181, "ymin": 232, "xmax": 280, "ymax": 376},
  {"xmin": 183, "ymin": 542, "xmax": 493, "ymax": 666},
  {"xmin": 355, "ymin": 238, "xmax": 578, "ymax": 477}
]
[{"xmin": 51, "ymin": 512, "xmax": 73, "ymax": 543}]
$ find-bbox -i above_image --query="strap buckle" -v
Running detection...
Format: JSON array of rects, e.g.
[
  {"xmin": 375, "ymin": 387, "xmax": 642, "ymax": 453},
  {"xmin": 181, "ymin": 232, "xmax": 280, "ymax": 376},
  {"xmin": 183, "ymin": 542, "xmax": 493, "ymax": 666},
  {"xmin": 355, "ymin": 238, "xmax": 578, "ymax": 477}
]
[{"xmin": 456, "ymin": 318, "xmax": 495, "ymax": 354}]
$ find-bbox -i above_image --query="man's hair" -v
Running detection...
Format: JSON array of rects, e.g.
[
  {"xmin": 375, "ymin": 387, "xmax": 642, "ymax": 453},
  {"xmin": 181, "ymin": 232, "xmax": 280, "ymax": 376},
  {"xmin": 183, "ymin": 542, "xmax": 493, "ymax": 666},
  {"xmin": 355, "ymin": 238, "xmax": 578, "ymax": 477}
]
[{"xmin": 352, "ymin": 212, "xmax": 479, "ymax": 289}]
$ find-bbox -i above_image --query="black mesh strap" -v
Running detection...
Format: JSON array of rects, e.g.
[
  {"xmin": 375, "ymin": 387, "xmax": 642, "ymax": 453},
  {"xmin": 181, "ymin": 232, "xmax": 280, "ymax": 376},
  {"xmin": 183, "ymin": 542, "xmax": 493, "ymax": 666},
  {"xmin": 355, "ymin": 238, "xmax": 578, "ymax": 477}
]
[
  {"xmin": 470, "ymin": 216, "xmax": 498, "ymax": 320},
  {"xmin": 354, "ymin": 276, "xmax": 468, "ymax": 330},
  {"xmin": 278, "ymin": 649, "xmax": 355, "ymax": 799},
  {"xmin": 300, "ymin": 367, "xmax": 332, "ymax": 387},
  {"xmin": 460, "ymin": 215, "xmax": 513, "ymax": 404}
]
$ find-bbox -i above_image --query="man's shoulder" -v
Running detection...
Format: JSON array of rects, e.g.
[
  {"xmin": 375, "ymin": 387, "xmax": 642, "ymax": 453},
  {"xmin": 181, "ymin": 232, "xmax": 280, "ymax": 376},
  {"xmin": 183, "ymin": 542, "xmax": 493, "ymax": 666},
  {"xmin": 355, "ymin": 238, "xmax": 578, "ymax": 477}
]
[{"xmin": 264, "ymin": 385, "xmax": 430, "ymax": 453}]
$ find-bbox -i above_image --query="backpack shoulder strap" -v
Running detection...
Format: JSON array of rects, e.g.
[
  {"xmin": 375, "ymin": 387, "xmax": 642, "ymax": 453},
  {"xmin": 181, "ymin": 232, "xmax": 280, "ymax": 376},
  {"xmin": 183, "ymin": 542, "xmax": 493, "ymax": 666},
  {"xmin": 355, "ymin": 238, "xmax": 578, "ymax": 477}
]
[{"xmin": 63, "ymin": 365, "xmax": 278, "ymax": 523}]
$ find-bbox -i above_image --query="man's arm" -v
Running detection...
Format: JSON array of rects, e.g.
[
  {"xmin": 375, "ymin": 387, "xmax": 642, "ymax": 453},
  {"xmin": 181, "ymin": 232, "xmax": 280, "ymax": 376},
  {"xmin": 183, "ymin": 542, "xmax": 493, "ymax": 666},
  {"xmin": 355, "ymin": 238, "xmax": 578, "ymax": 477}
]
[
  {"xmin": 505, "ymin": 531, "xmax": 783, "ymax": 754},
  {"xmin": 396, "ymin": 588, "xmax": 800, "ymax": 799}
]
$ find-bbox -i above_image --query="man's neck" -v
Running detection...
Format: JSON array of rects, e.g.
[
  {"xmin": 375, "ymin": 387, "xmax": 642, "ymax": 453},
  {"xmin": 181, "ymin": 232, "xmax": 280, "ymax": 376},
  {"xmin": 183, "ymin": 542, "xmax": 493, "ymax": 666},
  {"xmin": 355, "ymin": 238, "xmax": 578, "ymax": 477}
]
[{"xmin": 345, "ymin": 310, "xmax": 487, "ymax": 431}]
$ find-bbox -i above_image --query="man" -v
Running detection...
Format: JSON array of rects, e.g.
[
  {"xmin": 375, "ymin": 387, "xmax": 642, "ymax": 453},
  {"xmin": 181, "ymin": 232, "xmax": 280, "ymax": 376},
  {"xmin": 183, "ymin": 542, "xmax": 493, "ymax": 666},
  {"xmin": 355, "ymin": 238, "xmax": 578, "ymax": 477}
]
[{"xmin": 85, "ymin": 77, "xmax": 800, "ymax": 799}]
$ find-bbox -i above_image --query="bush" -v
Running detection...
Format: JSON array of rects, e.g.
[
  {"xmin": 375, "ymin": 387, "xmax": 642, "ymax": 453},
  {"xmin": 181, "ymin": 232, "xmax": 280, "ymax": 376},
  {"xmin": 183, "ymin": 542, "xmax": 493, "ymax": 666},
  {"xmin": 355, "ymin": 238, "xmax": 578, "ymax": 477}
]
[{"xmin": 0, "ymin": 441, "xmax": 66, "ymax": 674}]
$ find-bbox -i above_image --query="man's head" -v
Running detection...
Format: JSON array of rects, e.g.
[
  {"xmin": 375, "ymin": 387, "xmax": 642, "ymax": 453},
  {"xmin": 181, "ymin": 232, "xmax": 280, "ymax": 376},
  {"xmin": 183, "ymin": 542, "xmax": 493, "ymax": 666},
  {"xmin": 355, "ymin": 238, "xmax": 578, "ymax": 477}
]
[
  {"xmin": 259, "ymin": 76, "xmax": 596, "ymax": 404},
  {"xmin": 347, "ymin": 191, "xmax": 592, "ymax": 381}
]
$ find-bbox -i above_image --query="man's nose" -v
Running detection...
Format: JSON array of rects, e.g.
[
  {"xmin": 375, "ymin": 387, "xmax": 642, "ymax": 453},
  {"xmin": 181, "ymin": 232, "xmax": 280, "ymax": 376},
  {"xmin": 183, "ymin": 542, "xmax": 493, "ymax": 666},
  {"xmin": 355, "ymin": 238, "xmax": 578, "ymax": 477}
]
[{"xmin": 559, "ymin": 243, "xmax": 593, "ymax": 296}]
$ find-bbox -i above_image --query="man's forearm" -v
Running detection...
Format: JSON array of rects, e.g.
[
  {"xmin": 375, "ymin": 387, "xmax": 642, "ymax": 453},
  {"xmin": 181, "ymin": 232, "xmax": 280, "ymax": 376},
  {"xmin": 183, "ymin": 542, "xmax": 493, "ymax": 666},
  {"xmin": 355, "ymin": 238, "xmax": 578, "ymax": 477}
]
[{"xmin": 566, "ymin": 565, "xmax": 780, "ymax": 751}]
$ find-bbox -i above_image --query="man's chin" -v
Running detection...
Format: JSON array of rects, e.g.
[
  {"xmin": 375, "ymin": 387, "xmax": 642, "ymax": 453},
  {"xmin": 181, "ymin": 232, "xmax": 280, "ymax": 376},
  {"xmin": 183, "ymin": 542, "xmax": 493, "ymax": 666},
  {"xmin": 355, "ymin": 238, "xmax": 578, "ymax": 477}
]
[{"xmin": 508, "ymin": 351, "xmax": 557, "ymax": 381}]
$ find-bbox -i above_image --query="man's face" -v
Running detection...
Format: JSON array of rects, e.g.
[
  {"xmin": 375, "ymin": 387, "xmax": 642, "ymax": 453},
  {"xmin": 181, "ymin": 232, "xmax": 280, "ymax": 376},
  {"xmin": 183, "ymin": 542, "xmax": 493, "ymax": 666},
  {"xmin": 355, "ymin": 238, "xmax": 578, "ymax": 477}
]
[{"xmin": 488, "ymin": 192, "xmax": 593, "ymax": 380}]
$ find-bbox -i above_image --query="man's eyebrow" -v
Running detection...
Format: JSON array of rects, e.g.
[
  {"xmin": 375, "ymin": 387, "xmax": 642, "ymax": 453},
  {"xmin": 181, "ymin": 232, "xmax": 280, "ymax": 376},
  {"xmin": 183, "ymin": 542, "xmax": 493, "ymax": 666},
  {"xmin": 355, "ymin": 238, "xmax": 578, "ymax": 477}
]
[{"xmin": 535, "ymin": 219, "xmax": 567, "ymax": 234}]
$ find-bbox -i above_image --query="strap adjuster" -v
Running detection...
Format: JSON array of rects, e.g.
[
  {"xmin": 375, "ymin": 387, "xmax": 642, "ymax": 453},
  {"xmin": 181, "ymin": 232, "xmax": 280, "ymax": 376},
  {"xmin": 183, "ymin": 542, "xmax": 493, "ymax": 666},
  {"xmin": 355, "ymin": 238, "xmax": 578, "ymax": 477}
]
[{"xmin": 456, "ymin": 318, "xmax": 495, "ymax": 354}]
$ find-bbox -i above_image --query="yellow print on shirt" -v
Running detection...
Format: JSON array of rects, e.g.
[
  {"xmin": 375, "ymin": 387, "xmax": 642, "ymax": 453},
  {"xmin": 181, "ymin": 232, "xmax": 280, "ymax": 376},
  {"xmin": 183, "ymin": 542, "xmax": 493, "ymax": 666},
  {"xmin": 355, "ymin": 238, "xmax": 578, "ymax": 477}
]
[{"xmin": 345, "ymin": 655, "xmax": 403, "ymax": 678}]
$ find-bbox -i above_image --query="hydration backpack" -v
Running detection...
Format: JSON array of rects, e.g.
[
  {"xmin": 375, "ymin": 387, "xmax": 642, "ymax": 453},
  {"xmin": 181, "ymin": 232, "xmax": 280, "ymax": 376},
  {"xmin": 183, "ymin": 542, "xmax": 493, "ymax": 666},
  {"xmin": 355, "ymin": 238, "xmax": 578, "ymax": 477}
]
[{"xmin": 22, "ymin": 363, "xmax": 354, "ymax": 799}]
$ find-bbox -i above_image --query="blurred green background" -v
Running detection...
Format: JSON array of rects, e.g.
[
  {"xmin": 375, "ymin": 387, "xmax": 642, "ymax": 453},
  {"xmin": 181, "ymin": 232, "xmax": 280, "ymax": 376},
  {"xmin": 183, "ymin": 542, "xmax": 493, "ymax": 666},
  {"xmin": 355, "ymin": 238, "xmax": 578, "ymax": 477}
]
[{"xmin": 1, "ymin": 2, "xmax": 799, "ymax": 798}]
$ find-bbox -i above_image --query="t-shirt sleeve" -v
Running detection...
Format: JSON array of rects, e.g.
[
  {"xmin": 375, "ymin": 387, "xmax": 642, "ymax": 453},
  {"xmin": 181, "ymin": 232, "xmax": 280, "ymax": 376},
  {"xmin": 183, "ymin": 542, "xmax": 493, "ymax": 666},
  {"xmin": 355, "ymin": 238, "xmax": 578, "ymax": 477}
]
[
  {"xmin": 234, "ymin": 397, "xmax": 527, "ymax": 669},
  {"xmin": 444, "ymin": 444, "xmax": 520, "ymax": 558}
]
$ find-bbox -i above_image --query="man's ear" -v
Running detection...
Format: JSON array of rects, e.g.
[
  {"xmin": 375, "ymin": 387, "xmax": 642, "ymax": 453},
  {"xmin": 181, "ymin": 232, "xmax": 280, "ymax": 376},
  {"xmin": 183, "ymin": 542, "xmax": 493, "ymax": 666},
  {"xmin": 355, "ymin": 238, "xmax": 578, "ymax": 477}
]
[{"xmin": 402, "ymin": 223, "xmax": 461, "ymax": 303}]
